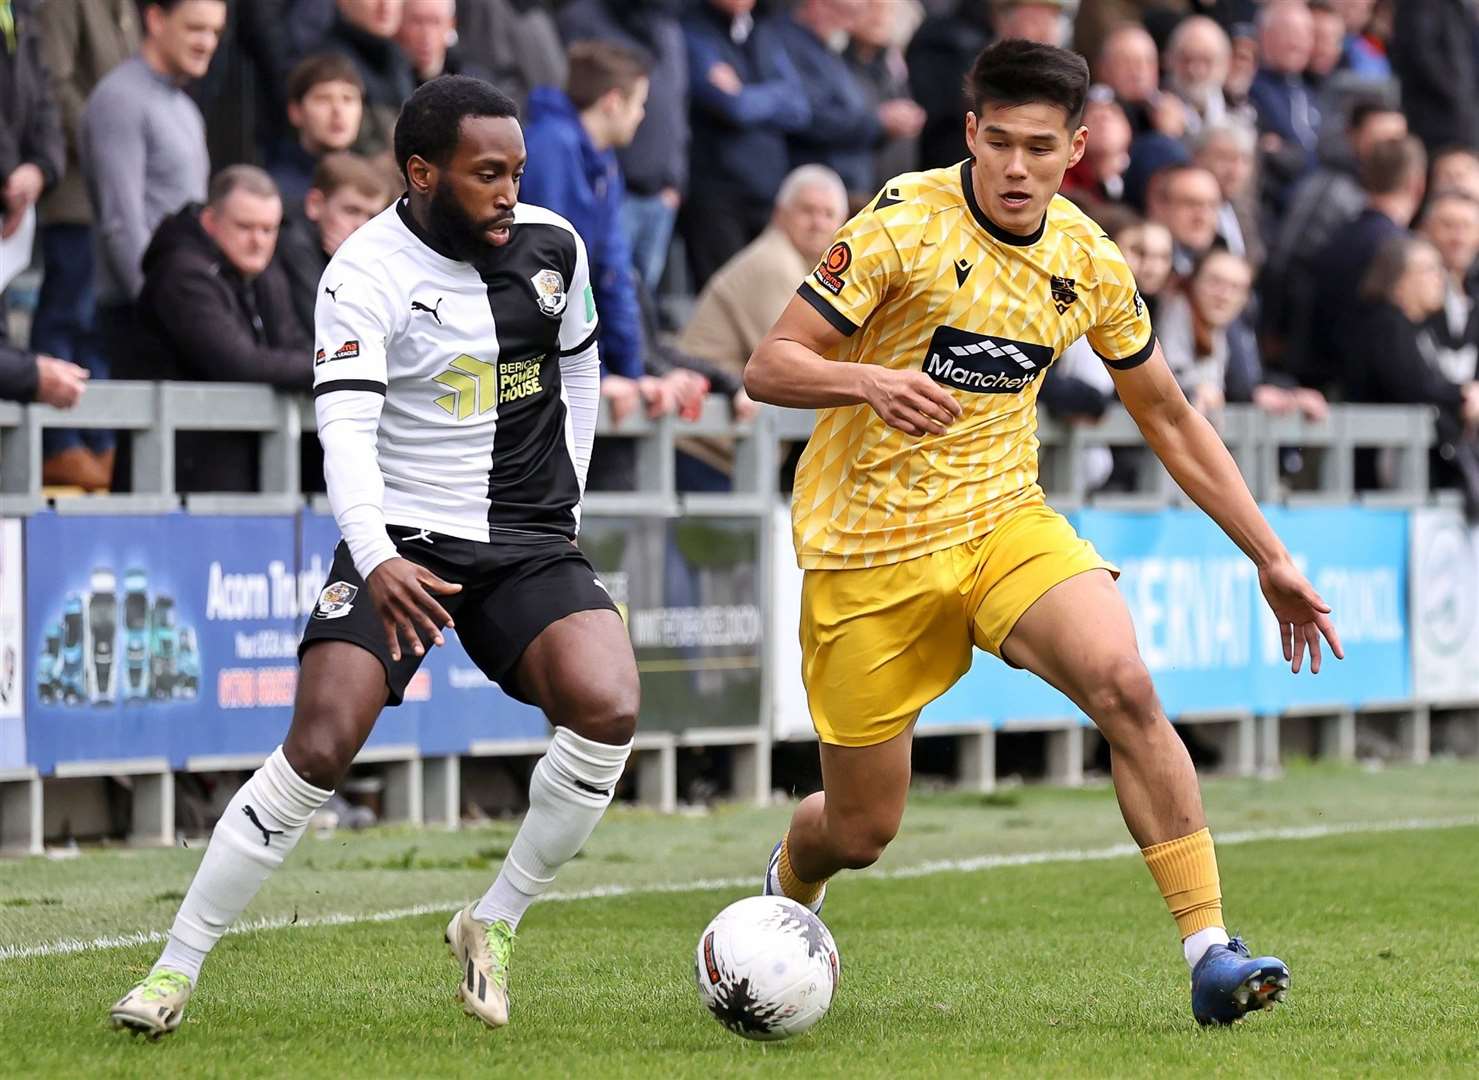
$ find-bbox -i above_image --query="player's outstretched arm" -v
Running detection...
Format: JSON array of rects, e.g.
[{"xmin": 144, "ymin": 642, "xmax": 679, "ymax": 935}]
[
  {"xmin": 745, "ymin": 296, "xmax": 962, "ymax": 437},
  {"xmin": 1110, "ymin": 344, "xmax": 1344, "ymax": 673}
]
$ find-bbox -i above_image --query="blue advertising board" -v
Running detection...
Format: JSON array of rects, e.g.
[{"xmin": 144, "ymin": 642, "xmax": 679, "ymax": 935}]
[
  {"xmin": 22, "ymin": 512, "xmax": 549, "ymax": 775},
  {"xmin": 921, "ymin": 506, "xmax": 1409, "ymax": 729}
]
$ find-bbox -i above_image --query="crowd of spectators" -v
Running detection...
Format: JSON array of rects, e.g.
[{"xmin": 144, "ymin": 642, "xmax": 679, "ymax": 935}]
[{"xmin": 1, "ymin": 0, "xmax": 1478, "ymax": 507}]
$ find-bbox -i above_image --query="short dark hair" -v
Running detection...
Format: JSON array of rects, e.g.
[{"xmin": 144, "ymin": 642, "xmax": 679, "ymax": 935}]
[
  {"xmin": 565, "ymin": 40, "xmax": 651, "ymax": 112},
  {"xmin": 1359, "ymin": 135, "xmax": 1426, "ymax": 196},
  {"xmin": 287, "ymin": 53, "xmax": 364, "ymax": 105},
  {"xmin": 393, "ymin": 75, "xmax": 519, "ymax": 181},
  {"xmin": 1348, "ymin": 95, "xmax": 1402, "ymax": 133},
  {"xmin": 963, "ymin": 38, "xmax": 1090, "ymax": 129},
  {"xmin": 1358, "ymin": 234, "xmax": 1429, "ymax": 303}
]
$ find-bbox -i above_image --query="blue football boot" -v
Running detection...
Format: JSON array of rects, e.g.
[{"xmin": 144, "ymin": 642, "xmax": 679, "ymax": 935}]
[
  {"xmin": 1191, "ymin": 936, "xmax": 1291, "ymax": 1026},
  {"xmin": 762, "ymin": 841, "xmax": 825, "ymax": 915}
]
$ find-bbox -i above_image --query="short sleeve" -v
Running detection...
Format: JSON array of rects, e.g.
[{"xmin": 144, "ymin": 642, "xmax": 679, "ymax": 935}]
[
  {"xmin": 795, "ymin": 206, "xmax": 904, "ymax": 338},
  {"xmin": 311, "ymin": 264, "xmax": 392, "ymax": 396},
  {"xmin": 559, "ymin": 229, "xmax": 600, "ymax": 356},
  {"xmin": 1085, "ymin": 236, "xmax": 1156, "ymax": 371}
]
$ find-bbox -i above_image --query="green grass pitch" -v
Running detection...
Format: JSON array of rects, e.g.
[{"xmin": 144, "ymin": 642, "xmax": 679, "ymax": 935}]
[{"xmin": 2, "ymin": 759, "xmax": 1477, "ymax": 1078}]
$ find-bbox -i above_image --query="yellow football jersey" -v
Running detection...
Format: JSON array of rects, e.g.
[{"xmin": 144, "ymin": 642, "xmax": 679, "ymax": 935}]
[{"xmin": 791, "ymin": 160, "xmax": 1155, "ymax": 570}]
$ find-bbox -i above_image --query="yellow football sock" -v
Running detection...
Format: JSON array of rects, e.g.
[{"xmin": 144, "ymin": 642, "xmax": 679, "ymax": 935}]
[
  {"xmin": 777, "ymin": 833, "xmax": 826, "ymax": 906},
  {"xmin": 1141, "ymin": 827, "xmax": 1224, "ymax": 939}
]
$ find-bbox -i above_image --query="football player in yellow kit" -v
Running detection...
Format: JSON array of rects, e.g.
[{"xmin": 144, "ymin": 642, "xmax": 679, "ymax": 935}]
[{"xmin": 745, "ymin": 39, "xmax": 1343, "ymax": 1026}]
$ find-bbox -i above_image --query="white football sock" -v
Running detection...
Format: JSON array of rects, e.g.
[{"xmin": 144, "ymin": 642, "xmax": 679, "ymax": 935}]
[
  {"xmin": 473, "ymin": 727, "xmax": 631, "ymax": 930},
  {"xmin": 1184, "ymin": 925, "xmax": 1231, "ymax": 971},
  {"xmin": 153, "ymin": 746, "xmax": 331, "ymax": 984}
]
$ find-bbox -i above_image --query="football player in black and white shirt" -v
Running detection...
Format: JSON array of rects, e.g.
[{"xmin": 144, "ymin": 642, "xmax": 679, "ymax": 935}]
[{"xmin": 111, "ymin": 78, "xmax": 638, "ymax": 1038}]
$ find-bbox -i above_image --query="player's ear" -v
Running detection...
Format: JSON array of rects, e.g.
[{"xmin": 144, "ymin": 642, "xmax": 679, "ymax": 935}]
[
  {"xmin": 406, "ymin": 155, "xmax": 436, "ymax": 196},
  {"xmin": 1066, "ymin": 125, "xmax": 1089, "ymax": 170},
  {"xmin": 964, "ymin": 111, "xmax": 979, "ymax": 151}
]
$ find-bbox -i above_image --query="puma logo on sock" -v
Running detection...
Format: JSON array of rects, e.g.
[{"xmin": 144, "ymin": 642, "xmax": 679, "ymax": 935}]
[{"xmin": 242, "ymin": 804, "xmax": 285, "ymax": 846}]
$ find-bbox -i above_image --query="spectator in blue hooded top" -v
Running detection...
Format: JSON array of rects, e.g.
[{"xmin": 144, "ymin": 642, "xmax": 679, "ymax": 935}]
[
  {"xmin": 558, "ymin": 0, "xmax": 689, "ymax": 295},
  {"xmin": 521, "ymin": 40, "xmax": 704, "ymax": 428},
  {"xmin": 680, "ymin": 0, "xmax": 809, "ymax": 289}
]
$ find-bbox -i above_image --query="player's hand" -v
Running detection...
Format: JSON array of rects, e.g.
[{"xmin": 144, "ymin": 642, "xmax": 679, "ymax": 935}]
[
  {"xmin": 34, "ymin": 355, "xmax": 89, "ymax": 409},
  {"xmin": 1258, "ymin": 558, "xmax": 1344, "ymax": 675},
  {"xmin": 366, "ymin": 558, "xmax": 461, "ymax": 662},
  {"xmin": 862, "ymin": 367, "xmax": 962, "ymax": 437}
]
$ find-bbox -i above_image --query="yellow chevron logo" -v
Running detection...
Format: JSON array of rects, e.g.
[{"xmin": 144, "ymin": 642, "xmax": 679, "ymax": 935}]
[{"xmin": 432, "ymin": 354, "xmax": 496, "ymax": 419}]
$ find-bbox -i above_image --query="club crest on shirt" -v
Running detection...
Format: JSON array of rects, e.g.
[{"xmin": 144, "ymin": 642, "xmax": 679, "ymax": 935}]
[
  {"xmin": 530, "ymin": 268, "xmax": 567, "ymax": 317},
  {"xmin": 1050, "ymin": 275, "xmax": 1078, "ymax": 314},
  {"xmin": 312, "ymin": 581, "xmax": 358, "ymax": 620}
]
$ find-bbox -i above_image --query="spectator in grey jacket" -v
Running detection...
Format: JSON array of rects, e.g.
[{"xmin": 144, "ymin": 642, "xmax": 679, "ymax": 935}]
[
  {"xmin": 82, "ymin": 0, "xmax": 221, "ymax": 308},
  {"xmin": 559, "ymin": 0, "xmax": 689, "ymax": 294}
]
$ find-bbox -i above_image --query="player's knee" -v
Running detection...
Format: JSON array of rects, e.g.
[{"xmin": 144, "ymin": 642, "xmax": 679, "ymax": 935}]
[
  {"xmin": 1085, "ymin": 656, "xmax": 1160, "ymax": 735},
  {"xmin": 832, "ymin": 815, "xmax": 899, "ymax": 870},
  {"xmin": 282, "ymin": 718, "xmax": 359, "ymax": 789},
  {"xmin": 561, "ymin": 683, "xmax": 639, "ymax": 747}
]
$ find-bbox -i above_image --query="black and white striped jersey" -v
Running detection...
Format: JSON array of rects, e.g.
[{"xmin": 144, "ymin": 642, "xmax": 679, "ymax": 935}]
[{"xmin": 312, "ymin": 199, "xmax": 601, "ymax": 577}]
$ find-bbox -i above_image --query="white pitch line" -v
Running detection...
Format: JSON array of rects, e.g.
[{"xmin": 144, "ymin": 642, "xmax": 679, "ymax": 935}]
[{"xmin": 3, "ymin": 815, "xmax": 1475, "ymax": 963}]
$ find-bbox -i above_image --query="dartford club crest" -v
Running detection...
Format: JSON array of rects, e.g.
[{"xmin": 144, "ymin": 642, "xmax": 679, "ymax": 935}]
[
  {"xmin": 531, "ymin": 268, "xmax": 567, "ymax": 317},
  {"xmin": 313, "ymin": 581, "xmax": 358, "ymax": 620}
]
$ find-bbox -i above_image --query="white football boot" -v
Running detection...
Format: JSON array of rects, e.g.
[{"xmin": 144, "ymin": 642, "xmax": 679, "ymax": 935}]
[
  {"xmin": 445, "ymin": 903, "xmax": 514, "ymax": 1028},
  {"xmin": 110, "ymin": 969, "xmax": 193, "ymax": 1038}
]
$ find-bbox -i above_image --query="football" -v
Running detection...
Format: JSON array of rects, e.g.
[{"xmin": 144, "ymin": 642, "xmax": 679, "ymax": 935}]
[{"xmin": 694, "ymin": 896, "xmax": 841, "ymax": 1042}]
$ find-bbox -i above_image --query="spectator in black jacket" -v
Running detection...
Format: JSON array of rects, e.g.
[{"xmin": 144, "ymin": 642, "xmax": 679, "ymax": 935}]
[
  {"xmin": 0, "ymin": 343, "xmax": 88, "ymax": 408},
  {"xmin": 127, "ymin": 166, "xmax": 312, "ymax": 493},
  {"xmin": 278, "ymin": 152, "xmax": 389, "ymax": 338},
  {"xmin": 1348, "ymin": 234, "xmax": 1479, "ymax": 493},
  {"xmin": 321, "ymin": 0, "xmax": 412, "ymax": 160},
  {"xmin": 1305, "ymin": 135, "xmax": 1428, "ymax": 395},
  {"xmin": 0, "ymin": 0, "xmax": 65, "ymax": 288},
  {"xmin": 265, "ymin": 53, "xmax": 364, "ymax": 207},
  {"xmin": 680, "ymin": 0, "xmax": 809, "ymax": 289},
  {"xmin": 1390, "ymin": 0, "xmax": 1479, "ymax": 155},
  {"xmin": 559, "ymin": 0, "xmax": 689, "ymax": 295}
]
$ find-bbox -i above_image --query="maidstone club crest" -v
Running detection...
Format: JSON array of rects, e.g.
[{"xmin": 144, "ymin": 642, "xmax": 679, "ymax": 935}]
[
  {"xmin": 531, "ymin": 268, "xmax": 567, "ymax": 317},
  {"xmin": 1050, "ymin": 275, "xmax": 1078, "ymax": 314}
]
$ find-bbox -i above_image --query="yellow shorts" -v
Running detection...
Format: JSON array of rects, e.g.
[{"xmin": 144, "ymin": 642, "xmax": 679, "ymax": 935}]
[{"xmin": 800, "ymin": 502, "xmax": 1115, "ymax": 747}]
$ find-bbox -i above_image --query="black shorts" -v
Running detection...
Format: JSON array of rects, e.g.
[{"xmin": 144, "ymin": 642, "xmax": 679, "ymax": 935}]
[{"xmin": 299, "ymin": 526, "xmax": 618, "ymax": 706}]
